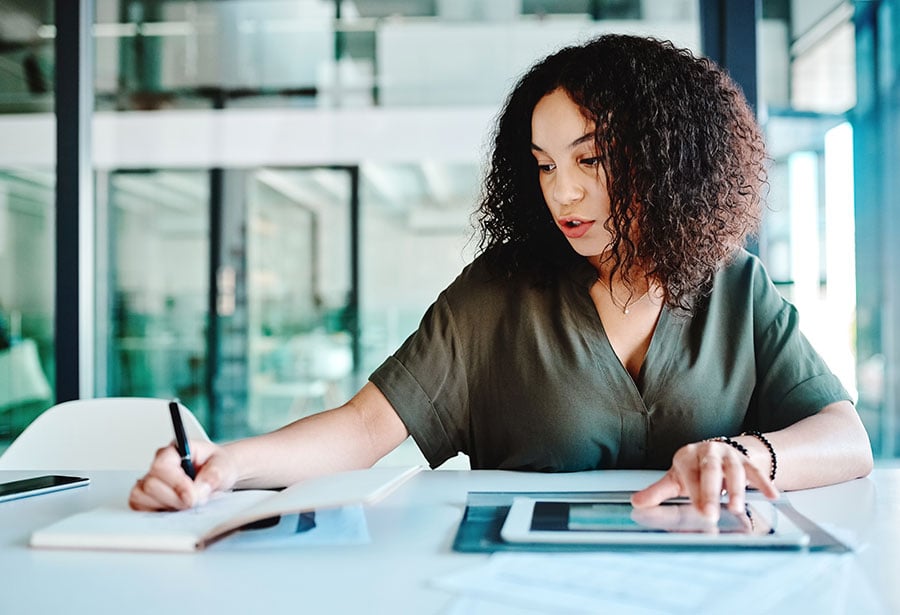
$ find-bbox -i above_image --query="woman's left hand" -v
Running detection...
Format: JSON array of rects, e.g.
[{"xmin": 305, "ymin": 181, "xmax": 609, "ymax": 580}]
[{"xmin": 630, "ymin": 439, "xmax": 779, "ymax": 520}]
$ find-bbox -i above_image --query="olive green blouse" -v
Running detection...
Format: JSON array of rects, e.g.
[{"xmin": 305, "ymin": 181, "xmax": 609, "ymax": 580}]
[{"xmin": 369, "ymin": 250, "xmax": 851, "ymax": 471}]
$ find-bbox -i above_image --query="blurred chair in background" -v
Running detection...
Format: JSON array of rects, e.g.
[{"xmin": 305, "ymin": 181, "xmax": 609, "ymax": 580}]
[
  {"xmin": 0, "ymin": 397, "xmax": 209, "ymax": 470},
  {"xmin": 0, "ymin": 338, "xmax": 52, "ymax": 438}
]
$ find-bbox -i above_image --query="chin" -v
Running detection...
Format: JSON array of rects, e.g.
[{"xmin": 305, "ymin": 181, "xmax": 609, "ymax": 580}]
[{"xmin": 565, "ymin": 239, "xmax": 610, "ymax": 260}]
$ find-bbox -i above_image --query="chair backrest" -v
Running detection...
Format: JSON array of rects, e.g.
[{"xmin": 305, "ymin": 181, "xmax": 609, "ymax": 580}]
[
  {"xmin": 0, "ymin": 339, "xmax": 51, "ymax": 409},
  {"xmin": 0, "ymin": 397, "xmax": 210, "ymax": 470}
]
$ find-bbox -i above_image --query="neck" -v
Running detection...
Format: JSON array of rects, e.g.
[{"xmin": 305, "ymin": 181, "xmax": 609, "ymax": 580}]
[
  {"xmin": 588, "ymin": 256, "xmax": 661, "ymax": 314},
  {"xmin": 589, "ymin": 256, "xmax": 646, "ymax": 290}
]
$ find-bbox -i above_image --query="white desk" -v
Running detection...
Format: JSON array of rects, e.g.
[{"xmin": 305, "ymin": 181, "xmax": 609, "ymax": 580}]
[{"xmin": 0, "ymin": 467, "xmax": 897, "ymax": 614}]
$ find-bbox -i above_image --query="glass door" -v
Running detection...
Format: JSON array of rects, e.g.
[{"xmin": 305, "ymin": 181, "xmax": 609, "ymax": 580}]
[
  {"xmin": 101, "ymin": 166, "xmax": 357, "ymax": 440},
  {"xmin": 213, "ymin": 167, "xmax": 356, "ymax": 438},
  {"xmin": 102, "ymin": 170, "xmax": 211, "ymax": 426}
]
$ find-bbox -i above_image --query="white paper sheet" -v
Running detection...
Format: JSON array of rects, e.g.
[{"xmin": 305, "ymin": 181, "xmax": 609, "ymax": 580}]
[{"xmin": 435, "ymin": 551, "xmax": 886, "ymax": 615}]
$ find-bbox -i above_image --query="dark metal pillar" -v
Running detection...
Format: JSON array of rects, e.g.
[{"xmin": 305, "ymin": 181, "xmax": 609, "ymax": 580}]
[
  {"xmin": 54, "ymin": 0, "xmax": 94, "ymax": 402},
  {"xmin": 699, "ymin": 0, "xmax": 760, "ymax": 113},
  {"xmin": 348, "ymin": 165, "xmax": 361, "ymax": 374}
]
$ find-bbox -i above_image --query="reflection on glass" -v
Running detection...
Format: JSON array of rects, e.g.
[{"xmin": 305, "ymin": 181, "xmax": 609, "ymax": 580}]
[
  {"xmin": 359, "ymin": 162, "xmax": 477, "ymax": 380},
  {"xmin": 0, "ymin": 2, "xmax": 53, "ymax": 114},
  {"xmin": 92, "ymin": 0, "xmax": 699, "ymax": 111},
  {"xmin": 763, "ymin": 115, "xmax": 857, "ymax": 398},
  {"xmin": 0, "ymin": 170, "xmax": 55, "ymax": 442},
  {"xmin": 245, "ymin": 168, "xmax": 353, "ymax": 434},
  {"xmin": 106, "ymin": 170, "xmax": 209, "ymax": 425}
]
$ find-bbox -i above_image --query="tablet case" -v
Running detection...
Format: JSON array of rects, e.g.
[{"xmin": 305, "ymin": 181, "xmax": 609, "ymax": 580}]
[{"xmin": 451, "ymin": 491, "xmax": 849, "ymax": 554}]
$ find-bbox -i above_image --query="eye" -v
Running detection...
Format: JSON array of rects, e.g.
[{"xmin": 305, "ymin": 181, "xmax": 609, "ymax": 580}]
[
  {"xmin": 580, "ymin": 156, "xmax": 601, "ymax": 167},
  {"xmin": 537, "ymin": 162, "xmax": 556, "ymax": 173}
]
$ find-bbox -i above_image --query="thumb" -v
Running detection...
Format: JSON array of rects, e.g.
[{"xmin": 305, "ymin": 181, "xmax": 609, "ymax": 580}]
[
  {"xmin": 190, "ymin": 447, "xmax": 236, "ymax": 505},
  {"xmin": 631, "ymin": 472, "xmax": 683, "ymax": 509}
]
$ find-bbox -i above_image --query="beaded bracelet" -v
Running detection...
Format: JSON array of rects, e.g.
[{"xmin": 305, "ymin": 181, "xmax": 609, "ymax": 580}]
[
  {"xmin": 742, "ymin": 430, "xmax": 778, "ymax": 481},
  {"xmin": 705, "ymin": 435, "xmax": 749, "ymax": 457}
]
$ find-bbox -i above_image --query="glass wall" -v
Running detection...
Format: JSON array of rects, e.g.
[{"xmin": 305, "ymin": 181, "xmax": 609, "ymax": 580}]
[
  {"xmin": 6, "ymin": 0, "xmax": 900, "ymax": 460},
  {"xmin": 83, "ymin": 0, "xmax": 704, "ymax": 447},
  {"xmin": 758, "ymin": 0, "xmax": 859, "ymax": 398},
  {"xmin": 757, "ymin": 0, "xmax": 898, "ymax": 456},
  {"xmin": 101, "ymin": 170, "xmax": 210, "ymax": 425},
  {"xmin": 244, "ymin": 167, "xmax": 354, "ymax": 436},
  {"xmin": 0, "ymin": 1, "xmax": 55, "ymax": 445},
  {"xmin": 853, "ymin": 0, "xmax": 900, "ymax": 457},
  {"xmin": 0, "ymin": 170, "xmax": 55, "ymax": 440}
]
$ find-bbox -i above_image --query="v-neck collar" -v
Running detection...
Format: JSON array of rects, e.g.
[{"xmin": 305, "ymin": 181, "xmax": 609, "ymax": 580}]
[{"xmin": 567, "ymin": 260, "xmax": 679, "ymax": 406}]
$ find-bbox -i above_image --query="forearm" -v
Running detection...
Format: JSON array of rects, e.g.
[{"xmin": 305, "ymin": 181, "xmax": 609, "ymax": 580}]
[
  {"xmin": 734, "ymin": 401, "xmax": 873, "ymax": 491},
  {"xmin": 225, "ymin": 383, "xmax": 409, "ymax": 489}
]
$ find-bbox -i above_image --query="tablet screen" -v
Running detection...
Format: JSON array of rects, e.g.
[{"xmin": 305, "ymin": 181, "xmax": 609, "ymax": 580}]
[
  {"xmin": 532, "ymin": 501, "xmax": 767, "ymax": 535},
  {"xmin": 500, "ymin": 496, "xmax": 810, "ymax": 547}
]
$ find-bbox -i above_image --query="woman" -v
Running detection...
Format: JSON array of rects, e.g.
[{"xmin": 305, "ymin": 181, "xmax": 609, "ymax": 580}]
[{"xmin": 131, "ymin": 34, "xmax": 872, "ymax": 519}]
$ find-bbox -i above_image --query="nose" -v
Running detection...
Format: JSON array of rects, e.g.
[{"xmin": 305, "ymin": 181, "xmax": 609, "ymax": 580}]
[{"xmin": 551, "ymin": 166, "xmax": 585, "ymax": 206}]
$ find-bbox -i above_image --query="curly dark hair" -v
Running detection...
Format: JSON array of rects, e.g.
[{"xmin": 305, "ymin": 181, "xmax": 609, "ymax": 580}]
[{"xmin": 475, "ymin": 34, "xmax": 767, "ymax": 312}]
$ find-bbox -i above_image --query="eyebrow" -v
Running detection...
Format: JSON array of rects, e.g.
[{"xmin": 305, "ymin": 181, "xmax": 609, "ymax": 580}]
[{"xmin": 530, "ymin": 132, "xmax": 595, "ymax": 153}]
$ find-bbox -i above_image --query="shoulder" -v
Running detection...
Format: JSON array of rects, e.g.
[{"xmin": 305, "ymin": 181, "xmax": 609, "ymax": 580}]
[
  {"xmin": 710, "ymin": 249, "xmax": 791, "ymax": 328},
  {"xmin": 715, "ymin": 249, "xmax": 767, "ymax": 283},
  {"xmin": 443, "ymin": 251, "xmax": 527, "ymax": 304},
  {"xmin": 440, "ymin": 250, "xmax": 572, "ymax": 323},
  {"xmin": 715, "ymin": 250, "xmax": 778, "ymax": 298}
]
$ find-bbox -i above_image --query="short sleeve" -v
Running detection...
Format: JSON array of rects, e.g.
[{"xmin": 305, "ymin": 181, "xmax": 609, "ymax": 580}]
[
  {"xmin": 747, "ymin": 259, "xmax": 852, "ymax": 430},
  {"xmin": 368, "ymin": 293, "xmax": 469, "ymax": 468}
]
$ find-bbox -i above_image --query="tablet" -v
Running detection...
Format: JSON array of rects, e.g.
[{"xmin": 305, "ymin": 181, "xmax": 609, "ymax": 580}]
[{"xmin": 500, "ymin": 496, "xmax": 809, "ymax": 548}]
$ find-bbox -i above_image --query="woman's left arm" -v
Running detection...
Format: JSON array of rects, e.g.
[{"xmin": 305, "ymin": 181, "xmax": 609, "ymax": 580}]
[
  {"xmin": 632, "ymin": 401, "xmax": 873, "ymax": 518},
  {"xmin": 734, "ymin": 400, "xmax": 873, "ymax": 491}
]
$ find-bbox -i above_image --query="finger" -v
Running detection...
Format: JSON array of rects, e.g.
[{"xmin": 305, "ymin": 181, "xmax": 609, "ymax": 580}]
[
  {"xmin": 631, "ymin": 471, "xmax": 684, "ymax": 508},
  {"xmin": 188, "ymin": 439, "xmax": 219, "ymax": 466},
  {"xmin": 630, "ymin": 503, "xmax": 681, "ymax": 528},
  {"xmin": 149, "ymin": 445, "xmax": 193, "ymax": 483},
  {"xmin": 722, "ymin": 454, "xmax": 747, "ymax": 514},
  {"xmin": 140, "ymin": 474, "xmax": 192, "ymax": 510},
  {"xmin": 148, "ymin": 446, "xmax": 202, "ymax": 505},
  {"xmin": 128, "ymin": 478, "xmax": 151, "ymax": 511},
  {"xmin": 697, "ymin": 453, "xmax": 725, "ymax": 519},
  {"xmin": 194, "ymin": 458, "xmax": 227, "ymax": 494},
  {"xmin": 129, "ymin": 479, "xmax": 173, "ymax": 511},
  {"xmin": 128, "ymin": 475, "xmax": 180, "ymax": 511},
  {"xmin": 191, "ymin": 448, "xmax": 237, "ymax": 502},
  {"xmin": 745, "ymin": 460, "xmax": 780, "ymax": 500}
]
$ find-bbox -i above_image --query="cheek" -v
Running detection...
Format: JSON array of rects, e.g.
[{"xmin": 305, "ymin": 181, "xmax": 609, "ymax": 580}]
[{"xmin": 591, "ymin": 183, "xmax": 612, "ymax": 212}]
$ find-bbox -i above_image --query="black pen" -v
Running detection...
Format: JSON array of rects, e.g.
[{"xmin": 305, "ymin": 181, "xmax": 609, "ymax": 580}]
[{"xmin": 168, "ymin": 399, "xmax": 196, "ymax": 480}]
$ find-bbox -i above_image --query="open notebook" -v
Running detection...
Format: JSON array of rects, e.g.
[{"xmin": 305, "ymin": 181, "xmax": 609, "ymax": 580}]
[{"xmin": 30, "ymin": 466, "xmax": 421, "ymax": 552}]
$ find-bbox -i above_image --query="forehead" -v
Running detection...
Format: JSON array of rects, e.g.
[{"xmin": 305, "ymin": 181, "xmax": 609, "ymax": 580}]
[{"xmin": 531, "ymin": 89, "xmax": 595, "ymax": 149}]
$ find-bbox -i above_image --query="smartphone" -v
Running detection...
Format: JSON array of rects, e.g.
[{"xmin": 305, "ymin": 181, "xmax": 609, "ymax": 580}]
[{"xmin": 0, "ymin": 475, "xmax": 90, "ymax": 503}]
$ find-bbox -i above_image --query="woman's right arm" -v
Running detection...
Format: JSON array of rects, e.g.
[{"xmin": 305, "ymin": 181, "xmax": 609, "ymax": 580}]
[{"xmin": 128, "ymin": 382, "xmax": 410, "ymax": 511}]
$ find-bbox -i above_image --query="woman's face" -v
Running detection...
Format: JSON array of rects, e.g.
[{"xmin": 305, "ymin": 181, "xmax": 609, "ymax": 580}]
[{"xmin": 531, "ymin": 88, "xmax": 613, "ymax": 260}]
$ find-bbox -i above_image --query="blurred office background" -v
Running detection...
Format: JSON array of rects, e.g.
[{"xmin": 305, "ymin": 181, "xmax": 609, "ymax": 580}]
[{"xmin": 0, "ymin": 0, "xmax": 897, "ymax": 462}]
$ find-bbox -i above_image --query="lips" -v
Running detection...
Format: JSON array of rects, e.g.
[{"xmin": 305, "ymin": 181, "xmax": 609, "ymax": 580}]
[{"xmin": 557, "ymin": 218, "xmax": 595, "ymax": 239}]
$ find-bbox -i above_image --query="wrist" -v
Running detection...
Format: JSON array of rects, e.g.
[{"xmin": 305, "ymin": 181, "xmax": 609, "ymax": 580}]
[
  {"xmin": 704, "ymin": 435, "xmax": 749, "ymax": 457},
  {"xmin": 739, "ymin": 430, "xmax": 778, "ymax": 482}
]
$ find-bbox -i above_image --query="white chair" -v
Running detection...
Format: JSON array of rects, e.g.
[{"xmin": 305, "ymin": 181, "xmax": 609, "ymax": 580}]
[
  {"xmin": 0, "ymin": 397, "xmax": 210, "ymax": 471},
  {"xmin": 0, "ymin": 339, "xmax": 52, "ymax": 409}
]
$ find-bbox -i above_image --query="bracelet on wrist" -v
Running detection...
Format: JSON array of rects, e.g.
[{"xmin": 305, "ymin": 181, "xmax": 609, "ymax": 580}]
[
  {"xmin": 705, "ymin": 435, "xmax": 749, "ymax": 457},
  {"xmin": 742, "ymin": 430, "xmax": 777, "ymax": 481}
]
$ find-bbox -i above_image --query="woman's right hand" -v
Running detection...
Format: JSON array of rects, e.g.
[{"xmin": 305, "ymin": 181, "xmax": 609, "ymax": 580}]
[{"xmin": 128, "ymin": 439, "xmax": 238, "ymax": 511}]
